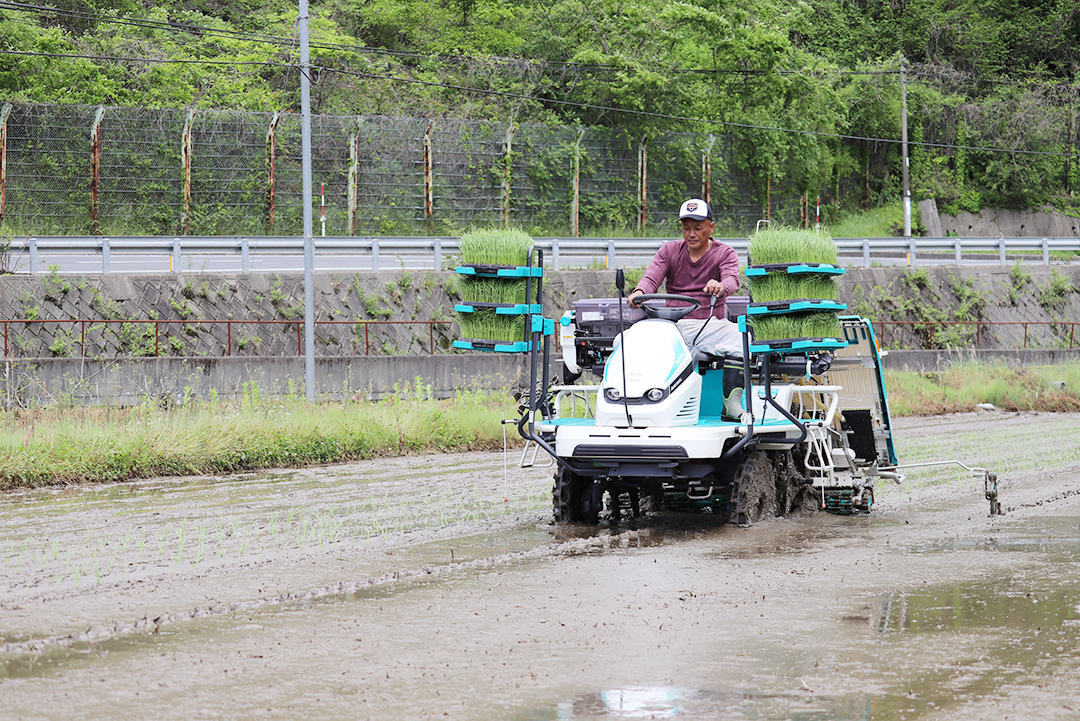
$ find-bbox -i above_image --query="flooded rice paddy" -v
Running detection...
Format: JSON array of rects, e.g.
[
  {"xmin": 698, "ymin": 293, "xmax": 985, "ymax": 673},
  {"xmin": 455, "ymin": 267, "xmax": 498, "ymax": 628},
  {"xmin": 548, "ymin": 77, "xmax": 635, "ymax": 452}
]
[{"xmin": 3, "ymin": 412, "xmax": 1080, "ymax": 720}]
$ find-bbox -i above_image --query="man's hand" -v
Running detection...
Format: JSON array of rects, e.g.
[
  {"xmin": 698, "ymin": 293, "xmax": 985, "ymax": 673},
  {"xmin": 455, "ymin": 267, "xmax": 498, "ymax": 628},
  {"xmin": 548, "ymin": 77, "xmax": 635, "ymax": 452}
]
[
  {"xmin": 703, "ymin": 279, "xmax": 725, "ymax": 297},
  {"xmin": 627, "ymin": 289, "xmax": 644, "ymax": 308}
]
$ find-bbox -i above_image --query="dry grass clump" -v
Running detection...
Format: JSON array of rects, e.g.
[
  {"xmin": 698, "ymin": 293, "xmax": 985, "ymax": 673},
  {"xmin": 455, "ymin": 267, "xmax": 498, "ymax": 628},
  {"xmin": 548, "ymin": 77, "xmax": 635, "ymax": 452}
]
[
  {"xmin": 884, "ymin": 361, "xmax": 1080, "ymax": 416},
  {"xmin": 0, "ymin": 385, "xmax": 518, "ymax": 489}
]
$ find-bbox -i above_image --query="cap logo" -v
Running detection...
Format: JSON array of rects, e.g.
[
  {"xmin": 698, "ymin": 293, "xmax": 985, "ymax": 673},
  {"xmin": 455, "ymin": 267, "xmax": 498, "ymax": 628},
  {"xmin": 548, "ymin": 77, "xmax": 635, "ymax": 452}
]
[{"xmin": 686, "ymin": 202, "xmax": 698, "ymax": 212}]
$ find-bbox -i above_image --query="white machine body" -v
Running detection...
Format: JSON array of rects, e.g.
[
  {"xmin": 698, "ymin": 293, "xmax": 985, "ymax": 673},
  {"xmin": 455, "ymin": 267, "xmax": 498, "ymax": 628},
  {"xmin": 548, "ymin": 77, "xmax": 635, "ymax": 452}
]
[{"xmin": 595, "ymin": 319, "xmax": 701, "ymax": 427}]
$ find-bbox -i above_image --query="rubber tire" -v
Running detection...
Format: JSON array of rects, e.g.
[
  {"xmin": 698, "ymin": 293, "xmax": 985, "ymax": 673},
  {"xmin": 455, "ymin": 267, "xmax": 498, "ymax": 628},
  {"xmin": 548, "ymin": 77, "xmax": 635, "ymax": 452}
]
[
  {"xmin": 553, "ymin": 467, "xmax": 602, "ymax": 524},
  {"xmin": 769, "ymin": 449, "xmax": 817, "ymax": 516},
  {"xmin": 731, "ymin": 451, "xmax": 778, "ymax": 526}
]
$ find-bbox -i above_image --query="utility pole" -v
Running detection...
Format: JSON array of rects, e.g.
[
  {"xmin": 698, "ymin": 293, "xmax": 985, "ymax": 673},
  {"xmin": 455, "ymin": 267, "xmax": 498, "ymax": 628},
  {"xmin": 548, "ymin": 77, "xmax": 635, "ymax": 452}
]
[
  {"xmin": 900, "ymin": 55, "xmax": 912, "ymax": 237},
  {"xmin": 299, "ymin": 0, "xmax": 316, "ymax": 400}
]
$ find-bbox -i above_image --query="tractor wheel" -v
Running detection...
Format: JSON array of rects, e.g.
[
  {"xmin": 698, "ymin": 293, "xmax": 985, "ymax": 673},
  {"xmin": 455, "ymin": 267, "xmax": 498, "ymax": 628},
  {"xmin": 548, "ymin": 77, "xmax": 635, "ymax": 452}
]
[
  {"xmin": 770, "ymin": 449, "xmax": 817, "ymax": 516},
  {"xmin": 731, "ymin": 451, "xmax": 778, "ymax": 526},
  {"xmin": 553, "ymin": 467, "xmax": 602, "ymax": 524}
]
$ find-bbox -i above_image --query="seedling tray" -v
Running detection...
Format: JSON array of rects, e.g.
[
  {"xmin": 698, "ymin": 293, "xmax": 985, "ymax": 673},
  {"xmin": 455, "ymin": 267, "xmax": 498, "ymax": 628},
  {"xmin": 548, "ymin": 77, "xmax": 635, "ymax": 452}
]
[
  {"xmin": 748, "ymin": 337, "xmax": 849, "ymax": 354},
  {"xmin": 453, "ymin": 338, "xmax": 533, "ymax": 353},
  {"xmin": 455, "ymin": 264, "xmax": 543, "ymax": 278},
  {"xmin": 746, "ymin": 299, "xmax": 848, "ymax": 316},
  {"xmin": 455, "ymin": 302, "xmax": 543, "ymax": 315},
  {"xmin": 745, "ymin": 263, "xmax": 846, "ymax": 277}
]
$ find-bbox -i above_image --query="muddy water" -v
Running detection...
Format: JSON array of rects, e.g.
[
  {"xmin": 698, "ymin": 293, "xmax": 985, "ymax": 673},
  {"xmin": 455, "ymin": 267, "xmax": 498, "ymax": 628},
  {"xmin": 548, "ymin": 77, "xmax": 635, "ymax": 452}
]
[{"xmin": 3, "ymin": 413, "xmax": 1080, "ymax": 720}]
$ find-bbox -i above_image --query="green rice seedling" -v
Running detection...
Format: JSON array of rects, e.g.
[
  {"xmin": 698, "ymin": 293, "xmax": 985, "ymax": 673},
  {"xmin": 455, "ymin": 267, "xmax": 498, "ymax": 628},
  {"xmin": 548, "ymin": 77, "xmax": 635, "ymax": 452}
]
[
  {"xmin": 456, "ymin": 310, "xmax": 527, "ymax": 343},
  {"xmin": 459, "ymin": 228, "xmax": 534, "ymax": 267},
  {"xmin": 748, "ymin": 273, "xmax": 840, "ymax": 303},
  {"xmin": 751, "ymin": 312, "xmax": 844, "ymax": 342},
  {"xmin": 749, "ymin": 226, "xmax": 839, "ymax": 266},
  {"xmin": 458, "ymin": 278, "xmax": 528, "ymax": 305}
]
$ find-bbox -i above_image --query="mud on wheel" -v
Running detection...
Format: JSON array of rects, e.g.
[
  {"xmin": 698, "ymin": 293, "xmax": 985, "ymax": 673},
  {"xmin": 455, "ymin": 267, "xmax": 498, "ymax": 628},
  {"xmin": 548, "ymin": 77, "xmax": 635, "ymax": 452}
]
[
  {"xmin": 731, "ymin": 451, "xmax": 777, "ymax": 526},
  {"xmin": 553, "ymin": 467, "xmax": 602, "ymax": 524}
]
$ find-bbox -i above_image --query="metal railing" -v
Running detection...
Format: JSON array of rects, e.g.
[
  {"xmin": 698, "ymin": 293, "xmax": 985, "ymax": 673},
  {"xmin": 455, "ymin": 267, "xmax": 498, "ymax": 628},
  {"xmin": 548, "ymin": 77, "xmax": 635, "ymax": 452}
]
[
  {"xmin": 1, "ymin": 318, "xmax": 456, "ymax": 358},
  {"xmin": 874, "ymin": 320, "xmax": 1079, "ymax": 350},
  {"xmin": 5, "ymin": 234, "xmax": 1080, "ymax": 274}
]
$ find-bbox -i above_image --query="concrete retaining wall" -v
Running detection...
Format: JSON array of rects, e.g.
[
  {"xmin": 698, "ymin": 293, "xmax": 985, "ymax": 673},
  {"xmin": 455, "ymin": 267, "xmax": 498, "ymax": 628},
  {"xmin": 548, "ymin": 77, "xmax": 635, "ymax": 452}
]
[
  {"xmin": 0, "ymin": 264, "xmax": 1077, "ymax": 405},
  {"xmin": 2, "ymin": 354, "xmax": 530, "ymax": 406}
]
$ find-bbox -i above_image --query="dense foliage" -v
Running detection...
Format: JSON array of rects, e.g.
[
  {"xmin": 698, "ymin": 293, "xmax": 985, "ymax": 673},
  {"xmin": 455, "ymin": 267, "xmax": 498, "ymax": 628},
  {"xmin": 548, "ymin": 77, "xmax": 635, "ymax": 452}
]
[{"xmin": 1, "ymin": 0, "xmax": 1079, "ymax": 223}]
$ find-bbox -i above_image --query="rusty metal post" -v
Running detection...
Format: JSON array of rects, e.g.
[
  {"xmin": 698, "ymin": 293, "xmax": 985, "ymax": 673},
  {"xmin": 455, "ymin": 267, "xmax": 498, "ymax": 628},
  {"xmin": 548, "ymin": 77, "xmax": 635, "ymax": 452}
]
[
  {"xmin": 181, "ymin": 109, "xmax": 195, "ymax": 236},
  {"xmin": 90, "ymin": 106, "xmax": 105, "ymax": 235},
  {"xmin": 264, "ymin": 111, "xmax": 280, "ymax": 234},
  {"xmin": 637, "ymin": 135, "xmax": 647, "ymax": 235},
  {"xmin": 502, "ymin": 122, "xmax": 516, "ymax": 229},
  {"xmin": 702, "ymin": 134, "xmax": 716, "ymax": 205},
  {"xmin": 571, "ymin": 128, "xmax": 584, "ymax": 237},
  {"xmin": 424, "ymin": 120, "xmax": 435, "ymax": 235},
  {"xmin": 348, "ymin": 119, "xmax": 360, "ymax": 236},
  {"xmin": 0, "ymin": 103, "xmax": 11, "ymax": 225}
]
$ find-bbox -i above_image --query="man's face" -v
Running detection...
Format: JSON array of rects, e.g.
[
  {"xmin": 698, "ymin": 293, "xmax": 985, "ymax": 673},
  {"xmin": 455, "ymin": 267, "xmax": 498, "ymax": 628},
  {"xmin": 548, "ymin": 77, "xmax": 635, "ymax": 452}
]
[{"xmin": 681, "ymin": 218, "xmax": 715, "ymax": 251}]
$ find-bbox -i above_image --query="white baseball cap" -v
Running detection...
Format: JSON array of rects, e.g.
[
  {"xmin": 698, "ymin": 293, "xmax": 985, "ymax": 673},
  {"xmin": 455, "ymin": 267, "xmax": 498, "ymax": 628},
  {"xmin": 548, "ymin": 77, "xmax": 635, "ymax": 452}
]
[{"xmin": 678, "ymin": 198, "xmax": 712, "ymax": 221}]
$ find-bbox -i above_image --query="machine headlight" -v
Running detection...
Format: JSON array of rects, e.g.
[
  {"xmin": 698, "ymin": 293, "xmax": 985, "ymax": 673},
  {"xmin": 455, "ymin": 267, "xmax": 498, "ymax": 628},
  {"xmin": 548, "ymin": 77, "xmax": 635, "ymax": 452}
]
[
  {"xmin": 645, "ymin": 388, "xmax": 664, "ymax": 402},
  {"xmin": 604, "ymin": 388, "xmax": 622, "ymax": 402}
]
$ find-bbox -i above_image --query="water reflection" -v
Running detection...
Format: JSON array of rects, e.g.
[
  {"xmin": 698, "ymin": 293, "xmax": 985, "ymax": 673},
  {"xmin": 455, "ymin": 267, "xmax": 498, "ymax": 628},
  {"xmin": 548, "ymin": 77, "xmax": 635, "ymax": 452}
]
[{"xmin": 525, "ymin": 687, "xmax": 843, "ymax": 721}]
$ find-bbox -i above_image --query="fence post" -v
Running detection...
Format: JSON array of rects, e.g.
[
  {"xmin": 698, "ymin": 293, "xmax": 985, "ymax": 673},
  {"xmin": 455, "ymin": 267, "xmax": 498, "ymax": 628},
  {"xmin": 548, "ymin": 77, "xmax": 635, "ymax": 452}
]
[
  {"xmin": 348, "ymin": 119, "xmax": 360, "ymax": 236},
  {"xmin": 572, "ymin": 129, "xmax": 584, "ymax": 238},
  {"xmin": 607, "ymin": 238, "xmax": 616, "ymax": 269},
  {"xmin": 264, "ymin": 111, "xmax": 280, "ymax": 234},
  {"xmin": 240, "ymin": 238, "xmax": 250, "ymax": 272},
  {"xmin": 172, "ymin": 238, "xmax": 181, "ymax": 273},
  {"xmin": 100, "ymin": 237, "xmax": 110, "ymax": 274},
  {"xmin": 181, "ymin": 109, "xmax": 195, "ymax": 236},
  {"xmin": 90, "ymin": 106, "xmax": 105, "ymax": 235},
  {"xmin": 372, "ymin": 237, "xmax": 380, "ymax": 271},
  {"xmin": 702, "ymin": 134, "xmax": 717, "ymax": 204},
  {"xmin": 0, "ymin": 103, "xmax": 11, "ymax": 225},
  {"xmin": 954, "ymin": 239, "xmax": 962, "ymax": 266},
  {"xmin": 29, "ymin": 237, "xmax": 37, "ymax": 274},
  {"xmin": 433, "ymin": 236, "xmax": 442, "ymax": 270},
  {"xmin": 552, "ymin": 238, "xmax": 560, "ymax": 271},
  {"xmin": 502, "ymin": 122, "xmax": 516, "ymax": 229},
  {"xmin": 424, "ymin": 119, "xmax": 435, "ymax": 235},
  {"xmin": 1042, "ymin": 237, "xmax": 1050, "ymax": 264},
  {"xmin": 998, "ymin": 237, "xmax": 1006, "ymax": 264},
  {"xmin": 862, "ymin": 239, "xmax": 870, "ymax": 267},
  {"xmin": 907, "ymin": 239, "xmax": 916, "ymax": 266},
  {"xmin": 637, "ymin": 135, "xmax": 648, "ymax": 235}
]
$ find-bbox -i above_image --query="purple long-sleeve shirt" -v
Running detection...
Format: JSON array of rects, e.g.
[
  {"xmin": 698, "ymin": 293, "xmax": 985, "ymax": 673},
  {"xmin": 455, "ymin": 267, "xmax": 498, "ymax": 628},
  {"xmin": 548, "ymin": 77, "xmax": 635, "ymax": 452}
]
[{"xmin": 633, "ymin": 238, "xmax": 741, "ymax": 320}]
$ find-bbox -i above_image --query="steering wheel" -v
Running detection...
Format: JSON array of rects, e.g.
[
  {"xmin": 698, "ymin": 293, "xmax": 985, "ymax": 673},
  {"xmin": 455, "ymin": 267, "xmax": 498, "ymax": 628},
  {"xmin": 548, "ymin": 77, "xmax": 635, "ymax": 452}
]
[{"xmin": 632, "ymin": 294, "xmax": 701, "ymax": 322}]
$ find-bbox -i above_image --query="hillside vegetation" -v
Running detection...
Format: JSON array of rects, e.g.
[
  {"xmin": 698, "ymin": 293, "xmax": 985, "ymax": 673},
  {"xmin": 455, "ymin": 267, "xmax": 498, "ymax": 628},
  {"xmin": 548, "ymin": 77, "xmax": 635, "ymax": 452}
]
[{"xmin": 1, "ymin": 0, "xmax": 1079, "ymax": 222}]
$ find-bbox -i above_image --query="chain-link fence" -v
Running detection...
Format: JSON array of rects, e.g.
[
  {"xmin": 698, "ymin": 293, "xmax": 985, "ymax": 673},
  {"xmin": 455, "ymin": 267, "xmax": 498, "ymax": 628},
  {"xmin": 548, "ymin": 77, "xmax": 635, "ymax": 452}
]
[{"xmin": 0, "ymin": 102, "xmax": 811, "ymax": 237}]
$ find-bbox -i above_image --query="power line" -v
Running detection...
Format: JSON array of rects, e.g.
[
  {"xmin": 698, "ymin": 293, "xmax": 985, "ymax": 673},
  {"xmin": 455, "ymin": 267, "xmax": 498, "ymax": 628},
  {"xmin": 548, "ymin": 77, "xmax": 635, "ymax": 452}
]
[
  {"xmin": 0, "ymin": 46, "xmax": 1071, "ymax": 159},
  {"xmin": 0, "ymin": 0, "xmax": 912, "ymax": 79},
  {"xmin": 0, "ymin": 8, "xmax": 1074, "ymax": 159},
  {"xmin": 326, "ymin": 66, "xmax": 1077, "ymax": 159},
  {"xmin": 4, "ymin": 0, "xmax": 1074, "ymax": 90},
  {"xmin": 0, "ymin": 48, "xmax": 280, "ymax": 67}
]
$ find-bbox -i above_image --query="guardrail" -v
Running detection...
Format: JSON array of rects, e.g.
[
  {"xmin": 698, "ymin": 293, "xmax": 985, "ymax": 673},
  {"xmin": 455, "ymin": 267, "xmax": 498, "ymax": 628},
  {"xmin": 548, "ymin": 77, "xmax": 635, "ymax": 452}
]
[{"xmin": 6, "ymin": 234, "xmax": 1080, "ymax": 274}]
